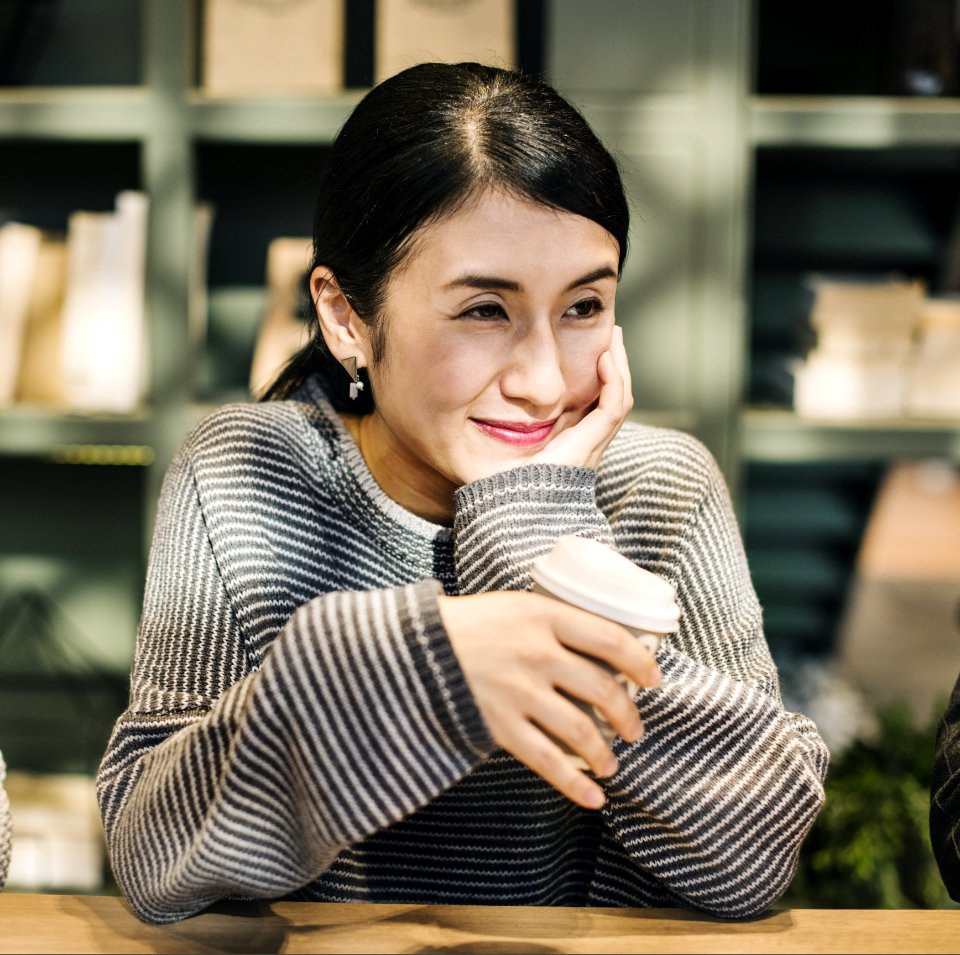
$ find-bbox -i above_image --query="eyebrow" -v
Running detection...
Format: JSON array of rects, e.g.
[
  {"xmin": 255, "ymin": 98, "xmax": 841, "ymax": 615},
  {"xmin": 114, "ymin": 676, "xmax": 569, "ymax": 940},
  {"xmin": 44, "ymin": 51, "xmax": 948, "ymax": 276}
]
[{"xmin": 443, "ymin": 266, "xmax": 618, "ymax": 294}]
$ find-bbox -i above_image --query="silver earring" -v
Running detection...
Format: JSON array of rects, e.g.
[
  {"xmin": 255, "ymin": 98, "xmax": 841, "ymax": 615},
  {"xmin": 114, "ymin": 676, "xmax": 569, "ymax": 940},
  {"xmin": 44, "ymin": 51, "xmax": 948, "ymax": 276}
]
[{"xmin": 343, "ymin": 356, "xmax": 364, "ymax": 400}]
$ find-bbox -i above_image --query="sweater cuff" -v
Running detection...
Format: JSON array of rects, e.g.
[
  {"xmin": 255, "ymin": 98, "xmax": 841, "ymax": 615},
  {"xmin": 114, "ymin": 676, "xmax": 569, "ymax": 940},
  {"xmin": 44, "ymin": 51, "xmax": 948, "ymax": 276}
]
[
  {"xmin": 454, "ymin": 463, "xmax": 599, "ymax": 516},
  {"xmin": 405, "ymin": 579, "xmax": 495, "ymax": 758},
  {"xmin": 453, "ymin": 464, "xmax": 613, "ymax": 594}
]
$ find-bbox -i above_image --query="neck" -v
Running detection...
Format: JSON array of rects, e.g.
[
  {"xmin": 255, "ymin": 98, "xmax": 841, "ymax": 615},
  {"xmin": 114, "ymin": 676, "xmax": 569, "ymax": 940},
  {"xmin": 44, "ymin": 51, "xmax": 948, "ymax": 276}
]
[{"xmin": 342, "ymin": 412, "xmax": 456, "ymax": 525}]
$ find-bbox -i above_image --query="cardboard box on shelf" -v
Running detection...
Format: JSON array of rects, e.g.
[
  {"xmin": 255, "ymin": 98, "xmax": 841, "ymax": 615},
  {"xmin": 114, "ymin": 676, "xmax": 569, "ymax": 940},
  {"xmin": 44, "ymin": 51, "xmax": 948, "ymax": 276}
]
[
  {"xmin": 375, "ymin": 0, "xmax": 515, "ymax": 83},
  {"xmin": 202, "ymin": 0, "xmax": 344, "ymax": 96}
]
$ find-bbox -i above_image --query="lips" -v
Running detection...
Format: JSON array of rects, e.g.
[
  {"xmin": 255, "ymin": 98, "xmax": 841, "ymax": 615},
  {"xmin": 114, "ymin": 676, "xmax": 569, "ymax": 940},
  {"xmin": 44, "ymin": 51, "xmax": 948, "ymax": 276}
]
[{"xmin": 472, "ymin": 418, "xmax": 557, "ymax": 447}]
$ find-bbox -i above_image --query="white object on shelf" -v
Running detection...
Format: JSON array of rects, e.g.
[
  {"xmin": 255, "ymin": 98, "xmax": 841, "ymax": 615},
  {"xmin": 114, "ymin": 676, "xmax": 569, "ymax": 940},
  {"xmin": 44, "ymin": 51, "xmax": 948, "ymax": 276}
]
[
  {"xmin": 202, "ymin": 0, "xmax": 344, "ymax": 96},
  {"xmin": 0, "ymin": 222, "xmax": 42, "ymax": 406},
  {"xmin": 793, "ymin": 351, "xmax": 906, "ymax": 419},
  {"xmin": 3, "ymin": 772, "xmax": 104, "ymax": 892},
  {"xmin": 375, "ymin": 0, "xmax": 515, "ymax": 84},
  {"xmin": 60, "ymin": 191, "xmax": 149, "ymax": 414}
]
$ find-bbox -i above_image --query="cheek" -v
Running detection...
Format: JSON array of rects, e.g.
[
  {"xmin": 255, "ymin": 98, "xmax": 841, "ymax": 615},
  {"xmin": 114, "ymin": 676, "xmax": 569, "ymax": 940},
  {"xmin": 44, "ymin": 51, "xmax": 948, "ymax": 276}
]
[
  {"xmin": 395, "ymin": 339, "xmax": 494, "ymax": 413},
  {"xmin": 563, "ymin": 331, "xmax": 609, "ymax": 401}
]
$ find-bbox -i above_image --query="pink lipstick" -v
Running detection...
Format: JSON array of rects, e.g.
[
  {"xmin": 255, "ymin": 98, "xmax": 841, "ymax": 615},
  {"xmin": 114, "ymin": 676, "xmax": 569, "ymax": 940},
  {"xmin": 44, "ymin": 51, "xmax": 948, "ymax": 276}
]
[{"xmin": 472, "ymin": 418, "xmax": 556, "ymax": 446}]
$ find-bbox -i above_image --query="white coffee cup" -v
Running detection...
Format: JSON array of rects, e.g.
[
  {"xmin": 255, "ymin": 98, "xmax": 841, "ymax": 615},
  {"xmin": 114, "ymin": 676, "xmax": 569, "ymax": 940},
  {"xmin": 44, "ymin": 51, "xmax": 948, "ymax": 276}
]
[{"xmin": 529, "ymin": 535, "xmax": 681, "ymax": 769}]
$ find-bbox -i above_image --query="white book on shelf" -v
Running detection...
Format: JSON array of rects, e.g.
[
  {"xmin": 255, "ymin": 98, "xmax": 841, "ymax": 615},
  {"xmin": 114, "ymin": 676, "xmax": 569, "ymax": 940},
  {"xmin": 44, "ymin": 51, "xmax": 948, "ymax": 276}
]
[
  {"xmin": 0, "ymin": 221, "xmax": 43, "ymax": 406},
  {"xmin": 375, "ymin": 0, "xmax": 515, "ymax": 83},
  {"xmin": 60, "ymin": 191, "xmax": 149, "ymax": 414},
  {"xmin": 202, "ymin": 0, "xmax": 344, "ymax": 96}
]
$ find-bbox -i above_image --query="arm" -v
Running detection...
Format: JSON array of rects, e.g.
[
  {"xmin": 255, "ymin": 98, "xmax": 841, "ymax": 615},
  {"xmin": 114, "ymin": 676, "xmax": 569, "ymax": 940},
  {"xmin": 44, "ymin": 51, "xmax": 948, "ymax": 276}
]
[
  {"xmin": 598, "ymin": 441, "xmax": 828, "ymax": 918},
  {"xmin": 0, "ymin": 750, "xmax": 10, "ymax": 890},
  {"xmin": 931, "ymin": 671, "xmax": 960, "ymax": 900},
  {"xmin": 97, "ymin": 447, "xmax": 494, "ymax": 924},
  {"xmin": 450, "ymin": 435, "xmax": 827, "ymax": 918}
]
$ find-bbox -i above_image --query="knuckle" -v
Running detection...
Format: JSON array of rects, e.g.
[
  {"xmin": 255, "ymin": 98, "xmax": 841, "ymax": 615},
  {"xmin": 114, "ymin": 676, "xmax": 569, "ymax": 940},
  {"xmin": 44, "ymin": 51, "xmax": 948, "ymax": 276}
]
[{"xmin": 566, "ymin": 713, "xmax": 598, "ymax": 751}]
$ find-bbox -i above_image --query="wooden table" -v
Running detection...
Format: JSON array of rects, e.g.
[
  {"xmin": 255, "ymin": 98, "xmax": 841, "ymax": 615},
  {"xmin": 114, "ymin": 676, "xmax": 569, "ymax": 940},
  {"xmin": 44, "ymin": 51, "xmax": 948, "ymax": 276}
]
[{"xmin": 1, "ymin": 893, "xmax": 959, "ymax": 954}]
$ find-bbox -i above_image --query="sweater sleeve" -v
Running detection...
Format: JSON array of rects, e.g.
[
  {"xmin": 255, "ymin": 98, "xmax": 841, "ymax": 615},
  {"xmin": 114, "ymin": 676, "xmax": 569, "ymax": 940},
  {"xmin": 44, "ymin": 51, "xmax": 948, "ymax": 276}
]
[
  {"xmin": 931, "ymin": 670, "xmax": 960, "ymax": 901},
  {"xmin": 97, "ymin": 446, "xmax": 494, "ymax": 924},
  {"xmin": 0, "ymin": 750, "xmax": 10, "ymax": 890},
  {"xmin": 453, "ymin": 463, "xmax": 613, "ymax": 593},
  {"xmin": 451, "ymin": 447, "xmax": 828, "ymax": 919}
]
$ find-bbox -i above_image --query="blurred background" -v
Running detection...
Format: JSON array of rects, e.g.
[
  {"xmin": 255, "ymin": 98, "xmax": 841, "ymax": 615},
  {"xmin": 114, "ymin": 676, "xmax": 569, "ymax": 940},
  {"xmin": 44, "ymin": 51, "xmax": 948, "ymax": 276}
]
[{"xmin": 0, "ymin": 0, "xmax": 959, "ymax": 908}]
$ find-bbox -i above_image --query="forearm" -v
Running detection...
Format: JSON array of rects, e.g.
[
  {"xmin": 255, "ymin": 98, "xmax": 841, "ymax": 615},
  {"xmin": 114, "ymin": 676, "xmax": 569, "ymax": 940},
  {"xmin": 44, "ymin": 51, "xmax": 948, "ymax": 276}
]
[
  {"xmin": 602, "ymin": 648, "xmax": 827, "ymax": 918},
  {"xmin": 99, "ymin": 582, "xmax": 494, "ymax": 924},
  {"xmin": 454, "ymin": 463, "xmax": 612, "ymax": 592}
]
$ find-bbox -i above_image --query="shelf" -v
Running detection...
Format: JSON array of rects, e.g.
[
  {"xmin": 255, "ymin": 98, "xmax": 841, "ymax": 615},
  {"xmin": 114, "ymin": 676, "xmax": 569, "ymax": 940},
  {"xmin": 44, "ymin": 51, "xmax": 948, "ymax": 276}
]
[
  {"xmin": 750, "ymin": 96, "xmax": 960, "ymax": 147},
  {"xmin": 741, "ymin": 407, "xmax": 960, "ymax": 462},
  {"xmin": 0, "ymin": 88, "xmax": 152, "ymax": 140},
  {"xmin": 0, "ymin": 407, "xmax": 155, "ymax": 463},
  {"xmin": 188, "ymin": 91, "xmax": 364, "ymax": 143}
]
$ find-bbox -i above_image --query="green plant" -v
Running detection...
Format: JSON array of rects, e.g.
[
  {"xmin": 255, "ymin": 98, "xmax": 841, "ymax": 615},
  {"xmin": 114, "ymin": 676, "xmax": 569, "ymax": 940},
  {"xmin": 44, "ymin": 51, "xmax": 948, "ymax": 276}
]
[{"xmin": 782, "ymin": 702, "xmax": 958, "ymax": 909}]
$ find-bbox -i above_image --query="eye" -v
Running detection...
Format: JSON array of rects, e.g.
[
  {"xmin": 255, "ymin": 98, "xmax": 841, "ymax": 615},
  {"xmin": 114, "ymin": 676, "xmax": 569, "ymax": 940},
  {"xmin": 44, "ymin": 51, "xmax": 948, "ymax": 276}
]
[
  {"xmin": 565, "ymin": 297, "xmax": 604, "ymax": 320},
  {"xmin": 459, "ymin": 302, "xmax": 508, "ymax": 321}
]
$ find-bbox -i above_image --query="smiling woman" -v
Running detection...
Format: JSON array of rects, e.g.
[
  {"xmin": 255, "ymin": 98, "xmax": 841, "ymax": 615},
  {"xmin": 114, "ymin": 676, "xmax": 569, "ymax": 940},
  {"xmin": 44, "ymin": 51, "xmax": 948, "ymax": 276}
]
[{"xmin": 96, "ymin": 62, "xmax": 828, "ymax": 926}]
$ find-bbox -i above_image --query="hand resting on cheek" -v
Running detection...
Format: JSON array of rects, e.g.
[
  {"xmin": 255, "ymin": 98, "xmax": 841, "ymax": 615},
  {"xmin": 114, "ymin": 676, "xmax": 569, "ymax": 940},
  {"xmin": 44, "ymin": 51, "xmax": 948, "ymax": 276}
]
[{"xmin": 530, "ymin": 324, "xmax": 633, "ymax": 472}]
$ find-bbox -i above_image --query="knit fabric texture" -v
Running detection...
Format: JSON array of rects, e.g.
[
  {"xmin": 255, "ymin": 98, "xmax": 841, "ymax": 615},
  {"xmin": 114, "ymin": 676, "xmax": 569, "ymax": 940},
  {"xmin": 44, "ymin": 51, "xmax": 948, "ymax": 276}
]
[
  {"xmin": 0, "ymin": 750, "xmax": 10, "ymax": 890},
  {"xmin": 931, "ymin": 669, "xmax": 960, "ymax": 899},
  {"xmin": 97, "ymin": 376, "xmax": 829, "ymax": 924}
]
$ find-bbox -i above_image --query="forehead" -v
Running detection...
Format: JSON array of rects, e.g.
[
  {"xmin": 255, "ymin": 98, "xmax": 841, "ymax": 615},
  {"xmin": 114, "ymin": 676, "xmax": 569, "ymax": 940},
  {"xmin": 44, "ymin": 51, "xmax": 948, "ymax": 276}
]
[{"xmin": 398, "ymin": 190, "xmax": 620, "ymax": 283}]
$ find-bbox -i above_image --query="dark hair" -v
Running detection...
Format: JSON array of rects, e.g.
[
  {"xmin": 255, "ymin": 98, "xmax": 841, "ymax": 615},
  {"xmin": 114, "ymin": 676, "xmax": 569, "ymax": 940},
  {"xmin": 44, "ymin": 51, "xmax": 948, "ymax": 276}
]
[{"xmin": 264, "ymin": 61, "xmax": 630, "ymax": 408}]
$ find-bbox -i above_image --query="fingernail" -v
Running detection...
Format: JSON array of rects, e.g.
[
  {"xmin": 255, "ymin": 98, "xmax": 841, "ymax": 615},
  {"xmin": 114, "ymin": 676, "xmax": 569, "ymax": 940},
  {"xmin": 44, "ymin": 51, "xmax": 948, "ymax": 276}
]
[
  {"xmin": 586, "ymin": 787, "xmax": 606, "ymax": 809},
  {"xmin": 621, "ymin": 721, "xmax": 643, "ymax": 743},
  {"xmin": 601, "ymin": 755, "xmax": 618, "ymax": 777}
]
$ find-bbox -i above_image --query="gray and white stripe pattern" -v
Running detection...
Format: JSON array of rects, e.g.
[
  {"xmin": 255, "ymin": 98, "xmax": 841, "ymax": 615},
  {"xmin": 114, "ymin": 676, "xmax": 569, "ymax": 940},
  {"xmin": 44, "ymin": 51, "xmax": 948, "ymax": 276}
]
[
  {"xmin": 0, "ymin": 750, "xmax": 10, "ymax": 891},
  {"xmin": 97, "ymin": 376, "xmax": 828, "ymax": 924}
]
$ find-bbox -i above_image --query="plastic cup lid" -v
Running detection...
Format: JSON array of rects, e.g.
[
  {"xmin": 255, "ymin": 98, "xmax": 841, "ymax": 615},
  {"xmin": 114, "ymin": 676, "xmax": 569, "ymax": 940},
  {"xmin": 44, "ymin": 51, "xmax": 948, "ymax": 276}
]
[{"xmin": 530, "ymin": 536, "xmax": 680, "ymax": 634}]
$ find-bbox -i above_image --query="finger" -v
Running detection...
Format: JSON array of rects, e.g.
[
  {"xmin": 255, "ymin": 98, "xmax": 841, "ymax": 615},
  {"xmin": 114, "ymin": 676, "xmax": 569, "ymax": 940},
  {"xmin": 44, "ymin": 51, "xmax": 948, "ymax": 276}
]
[
  {"xmin": 501, "ymin": 718, "xmax": 607, "ymax": 810},
  {"xmin": 609, "ymin": 325, "xmax": 633, "ymax": 413},
  {"xmin": 549, "ymin": 604, "xmax": 662, "ymax": 690},
  {"xmin": 548, "ymin": 651, "xmax": 645, "ymax": 745},
  {"xmin": 524, "ymin": 688, "xmax": 619, "ymax": 778},
  {"xmin": 595, "ymin": 331, "xmax": 630, "ymax": 421}
]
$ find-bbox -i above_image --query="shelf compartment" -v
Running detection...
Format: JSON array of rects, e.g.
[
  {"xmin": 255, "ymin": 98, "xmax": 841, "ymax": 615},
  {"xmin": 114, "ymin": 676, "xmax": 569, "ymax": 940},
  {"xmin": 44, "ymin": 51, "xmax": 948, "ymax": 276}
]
[
  {"xmin": 741, "ymin": 408, "xmax": 960, "ymax": 462},
  {"xmin": 0, "ymin": 89, "xmax": 151, "ymax": 140},
  {"xmin": 188, "ymin": 92, "xmax": 363, "ymax": 144},
  {"xmin": 0, "ymin": 408, "xmax": 154, "ymax": 462},
  {"xmin": 751, "ymin": 96, "xmax": 960, "ymax": 147}
]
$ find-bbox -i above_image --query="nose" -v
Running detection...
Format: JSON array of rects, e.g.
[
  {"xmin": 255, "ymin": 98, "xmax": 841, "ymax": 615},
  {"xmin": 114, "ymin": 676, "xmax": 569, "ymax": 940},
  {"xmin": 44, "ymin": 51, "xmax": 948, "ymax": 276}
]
[{"xmin": 499, "ymin": 325, "xmax": 566, "ymax": 409}]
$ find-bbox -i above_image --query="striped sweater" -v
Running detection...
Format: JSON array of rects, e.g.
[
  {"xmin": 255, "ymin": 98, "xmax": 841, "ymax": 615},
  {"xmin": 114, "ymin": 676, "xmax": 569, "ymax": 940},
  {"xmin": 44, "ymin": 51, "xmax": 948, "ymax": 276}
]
[
  {"xmin": 97, "ymin": 375, "xmax": 828, "ymax": 924},
  {"xmin": 0, "ymin": 751, "xmax": 10, "ymax": 890}
]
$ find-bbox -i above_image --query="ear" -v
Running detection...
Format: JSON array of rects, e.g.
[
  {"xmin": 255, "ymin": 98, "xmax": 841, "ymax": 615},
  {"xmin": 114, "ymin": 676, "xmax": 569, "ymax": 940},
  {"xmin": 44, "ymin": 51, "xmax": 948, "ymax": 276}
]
[{"xmin": 310, "ymin": 266, "xmax": 372, "ymax": 369}]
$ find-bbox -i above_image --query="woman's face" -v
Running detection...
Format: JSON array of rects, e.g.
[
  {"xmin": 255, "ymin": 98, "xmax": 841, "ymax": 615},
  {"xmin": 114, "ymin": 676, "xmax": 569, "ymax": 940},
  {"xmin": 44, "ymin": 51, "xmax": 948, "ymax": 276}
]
[{"xmin": 353, "ymin": 190, "xmax": 621, "ymax": 521}]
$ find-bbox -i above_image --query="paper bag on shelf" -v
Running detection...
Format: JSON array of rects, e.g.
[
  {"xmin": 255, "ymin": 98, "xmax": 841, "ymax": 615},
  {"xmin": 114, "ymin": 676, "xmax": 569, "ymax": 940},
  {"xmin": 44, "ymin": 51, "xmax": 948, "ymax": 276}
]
[
  {"xmin": 375, "ymin": 0, "xmax": 515, "ymax": 83},
  {"xmin": 60, "ymin": 191, "xmax": 149, "ymax": 414},
  {"xmin": 14, "ymin": 234, "xmax": 68, "ymax": 407},
  {"xmin": 202, "ymin": 0, "xmax": 344, "ymax": 96},
  {"xmin": 837, "ymin": 460, "xmax": 960, "ymax": 723},
  {"xmin": 0, "ymin": 221, "xmax": 42, "ymax": 406},
  {"xmin": 249, "ymin": 236, "xmax": 313, "ymax": 399}
]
